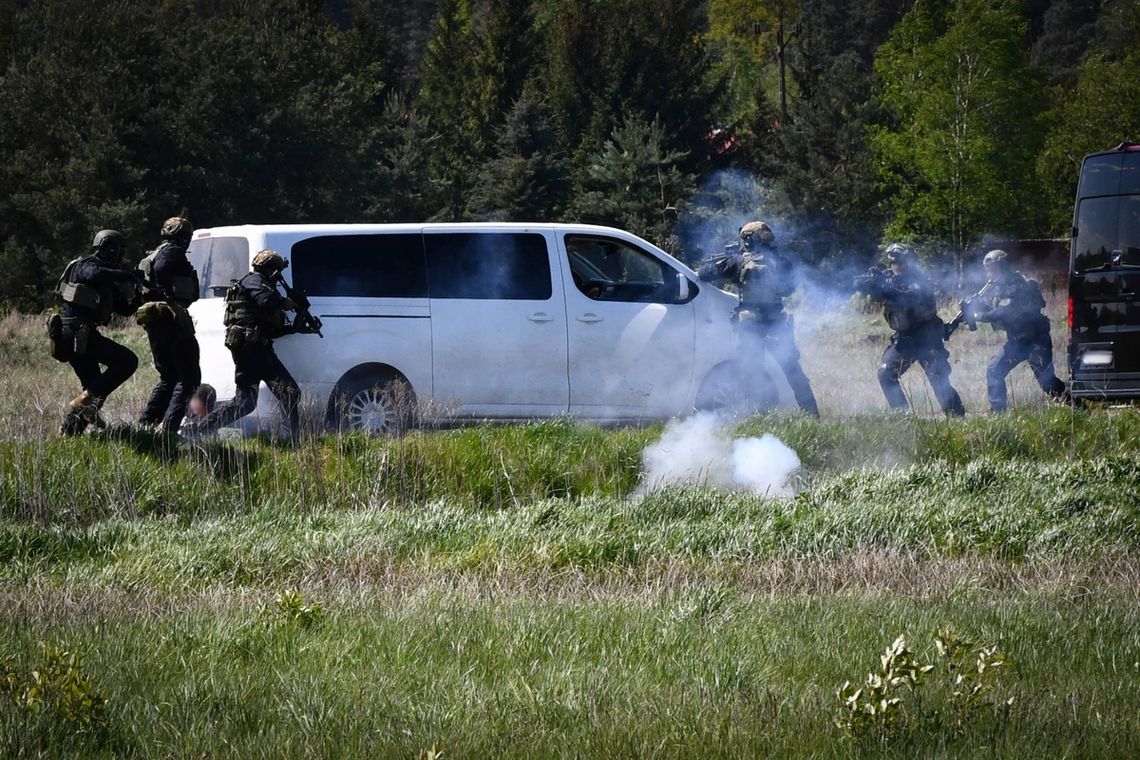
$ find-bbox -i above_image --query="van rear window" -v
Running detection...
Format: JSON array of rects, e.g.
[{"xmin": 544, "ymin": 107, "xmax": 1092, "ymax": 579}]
[
  {"xmin": 425, "ymin": 233, "xmax": 552, "ymax": 300},
  {"xmin": 291, "ymin": 234, "xmax": 427, "ymax": 297},
  {"xmin": 1079, "ymin": 152, "xmax": 1140, "ymax": 198},
  {"xmin": 187, "ymin": 236, "xmax": 250, "ymax": 298}
]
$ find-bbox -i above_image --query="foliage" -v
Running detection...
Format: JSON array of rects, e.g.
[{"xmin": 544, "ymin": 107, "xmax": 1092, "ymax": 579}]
[
  {"xmin": 0, "ymin": 643, "xmax": 114, "ymax": 754},
  {"xmin": 836, "ymin": 631, "xmax": 1012, "ymax": 744},
  {"xmin": 262, "ymin": 589, "xmax": 325, "ymax": 629},
  {"xmin": 572, "ymin": 117, "xmax": 694, "ymax": 250},
  {"xmin": 1036, "ymin": 1, "xmax": 1140, "ymax": 233},
  {"xmin": 871, "ymin": 0, "xmax": 1047, "ymax": 268},
  {"xmin": 469, "ymin": 86, "xmax": 570, "ymax": 221},
  {"xmin": 835, "ymin": 635, "xmax": 933, "ymax": 739}
]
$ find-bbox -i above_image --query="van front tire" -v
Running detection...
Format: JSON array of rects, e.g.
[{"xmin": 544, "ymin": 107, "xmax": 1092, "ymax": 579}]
[{"xmin": 330, "ymin": 370, "xmax": 415, "ymax": 435}]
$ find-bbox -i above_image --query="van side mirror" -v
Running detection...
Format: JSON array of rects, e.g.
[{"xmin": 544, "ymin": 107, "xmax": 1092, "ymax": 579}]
[{"xmin": 677, "ymin": 272, "xmax": 689, "ymax": 302}]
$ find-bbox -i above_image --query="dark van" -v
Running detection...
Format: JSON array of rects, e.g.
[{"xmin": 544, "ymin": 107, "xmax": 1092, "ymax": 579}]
[{"xmin": 1068, "ymin": 142, "xmax": 1140, "ymax": 400}]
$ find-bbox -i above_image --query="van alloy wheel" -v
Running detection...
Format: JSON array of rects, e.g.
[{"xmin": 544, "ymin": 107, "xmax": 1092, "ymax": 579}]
[
  {"xmin": 347, "ymin": 387, "xmax": 396, "ymax": 435},
  {"xmin": 333, "ymin": 371, "xmax": 414, "ymax": 435}
]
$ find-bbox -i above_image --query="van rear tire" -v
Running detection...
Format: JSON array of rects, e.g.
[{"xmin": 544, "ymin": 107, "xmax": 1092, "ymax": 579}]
[{"xmin": 330, "ymin": 371, "xmax": 415, "ymax": 435}]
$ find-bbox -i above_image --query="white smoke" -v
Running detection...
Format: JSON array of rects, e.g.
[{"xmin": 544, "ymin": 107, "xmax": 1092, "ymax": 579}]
[{"xmin": 637, "ymin": 412, "xmax": 801, "ymax": 497}]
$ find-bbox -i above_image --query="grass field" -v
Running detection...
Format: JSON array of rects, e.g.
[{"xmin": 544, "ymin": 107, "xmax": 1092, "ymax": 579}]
[{"xmin": 3, "ymin": 297, "xmax": 1140, "ymax": 758}]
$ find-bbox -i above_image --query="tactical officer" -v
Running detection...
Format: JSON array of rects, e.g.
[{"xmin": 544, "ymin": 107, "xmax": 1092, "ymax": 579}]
[
  {"xmin": 49, "ymin": 229, "xmax": 142, "ymax": 435},
  {"xmin": 698, "ymin": 221, "xmax": 819, "ymax": 415},
  {"xmin": 970, "ymin": 249, "xmax": 1067, "ymax": 411},
  {"xmin": 854, "ymin": 244, "xmax": 965, "ymax": 416},
  {"xmin": 136, "ymin": 216, "xmax": 202, "ymax": 432},
  {"xmin": 188, "ymin": 250, "xmax": 302, "ymax": 438}
]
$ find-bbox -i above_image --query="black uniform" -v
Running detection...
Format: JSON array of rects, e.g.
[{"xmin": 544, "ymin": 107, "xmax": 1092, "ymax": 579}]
[
  {"xmin": 194, "ymin": 271, "xmax": 301, "ymax": 437},
  {"xmin": 55, "ymin": 255, "xmax": 141, "ymax": 420},
  {"xmin": 974, "ymin": 272, "xmax": 1065, "ymax": 411},
  {"xmin": 698, "ymin": 249, "xmax": 819, "ymax": 415},
  {"xmin": 137, "ymin": 240, "xmax": 202, "ymax": 431},
  {"xmin": 855, "ymin": 268, "xmax": 965, "ymax": 416}
]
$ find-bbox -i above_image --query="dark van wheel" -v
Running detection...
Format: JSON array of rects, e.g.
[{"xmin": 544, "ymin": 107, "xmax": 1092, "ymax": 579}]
[{"xmin": 330, "ymin": 372, "xmax": 415, "ymax": 435}]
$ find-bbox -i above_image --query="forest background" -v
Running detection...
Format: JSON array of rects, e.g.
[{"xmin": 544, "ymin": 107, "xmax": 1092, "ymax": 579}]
[{"xmin": 1, "ymin": 0, "xmax": 1138, "ymax": 309}]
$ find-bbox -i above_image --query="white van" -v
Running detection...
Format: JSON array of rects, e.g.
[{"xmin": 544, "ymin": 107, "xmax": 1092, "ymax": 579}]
[{"xmin": 186, "ymin": 222, "xmax": 760, "ymax": 433}]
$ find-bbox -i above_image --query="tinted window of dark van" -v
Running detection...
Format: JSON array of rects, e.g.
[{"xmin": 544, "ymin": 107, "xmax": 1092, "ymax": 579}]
[
  {"xmin": 291, "ymin": 234, "xmax": 427, "ymax": 297},
  {"xmin": 187, "ymin": 236, "xmax": 250, "ymax": 298},
  {"xmin": 425, "ymin": 233, "xmax": 551, "ymax": 300}
]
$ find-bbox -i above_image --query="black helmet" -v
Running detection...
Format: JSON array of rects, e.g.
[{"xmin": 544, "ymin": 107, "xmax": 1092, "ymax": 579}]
[
  {"xmin": 884, "ymin": 243, "xmax": 915, "ymax": 266},
  {"xmin": 982, "ymin": 249, "xmax": 1010, "ymax": 270},
  {"xmin": 739, "ymin": 221, "xmax": 776, "ymax": 250},
  {"xmin": 91, "ymin": 229, "xmax": 126, "ymax": 263},
  {"xmin": 251, "ymin": 249, "xmax": 288, "ymax": 275},
  {"xmin": 160, "ymin": 216, "xmax": 193, "ymax": 246}
]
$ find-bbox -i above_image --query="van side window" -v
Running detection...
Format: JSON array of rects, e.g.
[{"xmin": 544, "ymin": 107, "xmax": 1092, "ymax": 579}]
[
  {"xmin": 291, "ymin": 234, "xmax": 428, "ymax": 297},
  {"xmin": 187, "ymin": 236, "xmax": 250, "ymax": 298},
  {"xmin": 425, "ymin": 233, "xmax": 551, "ymax": 300},
  {"xmin": 565, "ymin": 234, "xmax": 685, "ymax": 304},
  {"xmin": 1074, "ymin": 196, "xmax": 1140, "ymax": 272}
]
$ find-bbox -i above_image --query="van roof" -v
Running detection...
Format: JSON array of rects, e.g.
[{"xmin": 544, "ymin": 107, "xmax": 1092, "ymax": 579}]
[{"xmin": 190, "ymin": 222, "xmax": 646, "ymax": 240}]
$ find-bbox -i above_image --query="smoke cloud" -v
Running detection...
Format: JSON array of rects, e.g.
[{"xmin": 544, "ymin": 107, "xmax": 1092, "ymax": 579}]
[{"xmin": 637, "ymin": 412, "xmax": 801, "ymax": 497}]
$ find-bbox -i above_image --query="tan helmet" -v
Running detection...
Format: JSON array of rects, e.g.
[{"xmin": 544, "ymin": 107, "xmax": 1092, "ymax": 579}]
[
  {"xmin": 982, "ymin": 249, "xmax": 1009, "ymax": 269},
  {"xmin": 160, "ymin": 216, "xmax": 193, "ymax": 245},
  {"xmin": 252, "ymin": 249, "xmax": 288, "ymax": 275},
  {"xmin": 739, "ymin": 221, "xmax": 776, "ymax": 250}
]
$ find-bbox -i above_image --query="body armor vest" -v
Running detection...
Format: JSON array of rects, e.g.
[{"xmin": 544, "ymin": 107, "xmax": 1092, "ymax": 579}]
[
  {"xmin": 56, "ymin": 257, "xmax": 115, "ymax": 325},
  {"xmin": 140, "ymin": 248, "xmax": 200, "ymax": 303}
]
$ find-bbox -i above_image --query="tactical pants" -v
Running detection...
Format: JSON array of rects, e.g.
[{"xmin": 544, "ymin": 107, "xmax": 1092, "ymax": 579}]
[
  {"xmin": 139, "ymin": 318, "xmax": 202, "ymax": 431},
  {"xmin": 65, "ymin": 325, "xmax": 139, "ymax": 401},
  {"xmin": 878, "ymin": 322, "xmax": 965, "ymax": 416},
  {"xmin": 739, "ymin": 315, "xmax": 819, "ymax": 415},
  {"xmin": 987, "ymin": 332, "xmax": 1066, "ymax": 411},
  {"xmin": 197, "ymin": 341, "xmax": 300, "ymax": 437}
]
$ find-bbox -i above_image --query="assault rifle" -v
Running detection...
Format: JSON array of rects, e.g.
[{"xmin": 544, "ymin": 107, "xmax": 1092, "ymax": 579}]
[
  {"xmin": 697, "ymin": 240, "xmax": 743, "ymax": 271},
  {"xmin": 944, "ymin": 281, "xmax": 996, "ymax": 340},
  {"xmin": 272, "ymin": 273, "xmax": 324, "ymax": 338}
]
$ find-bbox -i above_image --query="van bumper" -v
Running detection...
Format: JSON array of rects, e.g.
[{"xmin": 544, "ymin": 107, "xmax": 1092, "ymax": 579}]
[{"xmin": 1069, "ymin": 374, "xmax": 1140, "ymax": 400}]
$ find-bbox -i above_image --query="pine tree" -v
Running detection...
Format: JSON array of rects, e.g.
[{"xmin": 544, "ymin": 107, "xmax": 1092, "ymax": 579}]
[
  {"xmin": 572, "ymin": 117, "xmax": 695, "ymax": 250},
  {"xmin": 415, "ymin": 0, "xmax": 483, "ymax": 220},
  {"xmin": 470, "ymin": 86, "xmax": 569, "ymax": 221}
]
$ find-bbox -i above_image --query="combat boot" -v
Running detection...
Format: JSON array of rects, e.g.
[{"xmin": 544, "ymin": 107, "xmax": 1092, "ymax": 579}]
[{"xmin": 60, "ymin": 391, "xmax": 105, "ymax": 436}]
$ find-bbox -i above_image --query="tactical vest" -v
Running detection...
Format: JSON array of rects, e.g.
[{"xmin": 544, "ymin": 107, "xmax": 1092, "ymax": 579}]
[
  {"xmin": 738, "ymin": 253, "xmax": 793, "ymax": 305},
  {"xmin": 55, "ymin": 257, "xmax": 114, "ymax": 325},
  {"xmin": 140, "ymin": 247, "xmax": 200, "ymax": 303},
  {"xmin": 883, "ymin": 277, "xmax": 937, "ymax": 334},
  {"xmin": 223, "ymin": 276, "xmax": 259, "ymax": 329}
]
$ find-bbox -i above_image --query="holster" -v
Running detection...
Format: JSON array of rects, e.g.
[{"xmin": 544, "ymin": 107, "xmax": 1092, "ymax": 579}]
[
  {"xmin": 46, "ymin": 314, "xmax": 70, "ymax": 362},
  {"xmin": 224, "ymin": 325, "xmax": 264, "ymax": 350}
]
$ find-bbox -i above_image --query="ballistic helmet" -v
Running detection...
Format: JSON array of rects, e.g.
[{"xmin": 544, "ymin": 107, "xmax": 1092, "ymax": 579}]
[
  {"xmin": 739, "ymin": 221, "xmax": 776, "ymax": 250},
  {"xmin": 982, "ymin": 249, "xmax": 1010, "ymax": 270},
  {"xmin": 91, "ymin": 229, "xmax": 126, "ymax": 263},
  {"xmin": 252, "ymin": 249, "xmax": 287, "ymax": 275},
  {"xmin": 160, "ymin": 216, "xmax": 193, "ymax": 246},
  {"xmin": 884, "ymin": 243, "xmax": 915, "ymax": 266}
]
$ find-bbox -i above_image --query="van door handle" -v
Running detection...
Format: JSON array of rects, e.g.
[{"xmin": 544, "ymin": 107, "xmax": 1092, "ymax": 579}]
[
  {"xmin": 577, "ymin": 313, "xmax": 603, "ymax": 323},
  {"xmin": 527, "ymin": 312, "xmax": 554, "ymax": 323}
]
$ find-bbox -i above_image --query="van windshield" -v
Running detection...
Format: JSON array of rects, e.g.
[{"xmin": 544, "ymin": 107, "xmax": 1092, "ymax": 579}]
[{"xmin": 187, "ymin": 237, "xmax": 250, "ymax": 298}]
